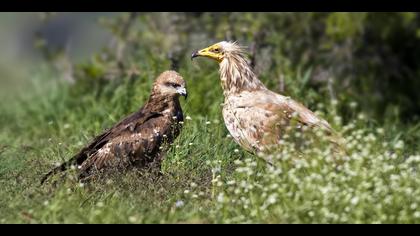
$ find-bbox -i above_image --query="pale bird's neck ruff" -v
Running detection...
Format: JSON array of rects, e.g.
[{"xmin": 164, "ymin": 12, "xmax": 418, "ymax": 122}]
[{"xmin": 219, "ymin": 46, "xmax": 266, "ymax": 96}]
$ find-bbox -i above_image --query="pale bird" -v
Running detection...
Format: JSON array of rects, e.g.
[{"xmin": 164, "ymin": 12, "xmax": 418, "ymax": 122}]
[
  {"xmin": 41, "ymin": 70, "xmax": 187, "ymax": 184},
  {"xmin": 192, "ymin": 41, "xmax": 343, "ymax": 159}
]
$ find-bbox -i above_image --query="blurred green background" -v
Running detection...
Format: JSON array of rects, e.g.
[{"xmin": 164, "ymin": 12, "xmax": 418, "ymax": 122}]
[
  {"xmin": 1, "ymin": 12, "xmax": 420, "ymax": 124},
  {"xmin": 0, "ymin": 13, "xmax": 114, "ymax": 96}
]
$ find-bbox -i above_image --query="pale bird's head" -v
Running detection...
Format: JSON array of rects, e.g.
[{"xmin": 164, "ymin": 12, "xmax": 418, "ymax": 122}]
[
  {"xmin": 191, "ymin": 41, "xmax": 246, "ymax": 63},
  {"xmin": 154, "ymin": 70, "xmax": 188, "ymax": 99}
]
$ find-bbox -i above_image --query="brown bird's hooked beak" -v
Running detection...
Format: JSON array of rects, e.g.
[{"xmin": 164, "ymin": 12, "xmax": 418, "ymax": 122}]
[{"xmin": 176, "ymin": 86, "xmax": 188, "ymax": 100}]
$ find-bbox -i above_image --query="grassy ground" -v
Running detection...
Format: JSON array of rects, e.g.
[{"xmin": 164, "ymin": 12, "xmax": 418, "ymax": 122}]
[{"xmin": 1, "ymin": 59, "xmax": 420, "ymax": 223}]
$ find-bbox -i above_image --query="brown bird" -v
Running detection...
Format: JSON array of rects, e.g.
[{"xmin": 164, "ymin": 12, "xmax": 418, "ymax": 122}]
[
  {"xmin": 41, "ymin": 70, "xmax": 187, "ymax": 184},
  {"xmin": 192, "ymin": 41, "xmax": 342, "ymax": 159}
]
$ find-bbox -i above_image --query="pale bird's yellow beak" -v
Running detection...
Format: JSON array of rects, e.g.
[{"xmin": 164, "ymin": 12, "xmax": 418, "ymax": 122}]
[{"xmin": 191, "ymin": 46, "xmax": 223, "ymax": 63}]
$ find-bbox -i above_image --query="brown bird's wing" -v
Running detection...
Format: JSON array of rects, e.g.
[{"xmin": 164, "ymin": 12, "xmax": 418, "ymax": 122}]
[
  {"xmin": 40, "ymin": 105, "xmax": 163, "ymax": 184},
  {"xmin": 77, "ymin": 113, "xmax": 178, "ymax": 179}
]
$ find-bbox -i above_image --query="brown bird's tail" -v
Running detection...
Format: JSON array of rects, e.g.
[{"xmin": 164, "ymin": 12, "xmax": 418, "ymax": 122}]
[{"xmin": 40, "ymin": 157, "xmax": 78, "ymax": 185}]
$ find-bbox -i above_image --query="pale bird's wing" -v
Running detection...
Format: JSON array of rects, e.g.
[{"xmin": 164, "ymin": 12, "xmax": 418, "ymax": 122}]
[{"xmin": 229, "ymin": 90, "xmax": 334, "ymax": 152}]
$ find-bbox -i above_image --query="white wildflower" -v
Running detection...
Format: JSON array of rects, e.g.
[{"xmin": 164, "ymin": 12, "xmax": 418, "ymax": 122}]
[
  {"xmin": 217, "ymin": 193, "xmax": 225, "ymax": 203},
  {"xmin": 350, "ymin": 196, "xmax": 359, "ymax": 205},
  {"xmin": 175, "ymin": 200, "xmax": 184, "ymax": 208}
]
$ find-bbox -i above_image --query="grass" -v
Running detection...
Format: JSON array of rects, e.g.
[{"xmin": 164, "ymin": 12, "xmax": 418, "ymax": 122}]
[{"xmin": 0, "ymin": 58, "xmax": 420, "ymax": 223}]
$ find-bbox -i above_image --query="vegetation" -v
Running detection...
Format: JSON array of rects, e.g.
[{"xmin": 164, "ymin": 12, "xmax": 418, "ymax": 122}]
[{"xmin": 0, "ymin": 12, "xmax": 419, "ymax": 223}]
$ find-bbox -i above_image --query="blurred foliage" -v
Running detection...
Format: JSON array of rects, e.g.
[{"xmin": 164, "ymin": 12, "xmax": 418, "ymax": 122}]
[
  {"xmin": 37, "ymin": 12, "xmax": 420, "ymax": 123},
  {"xmin": 2, "ymin": 13, "xmax": 420, "ymax": 223}
]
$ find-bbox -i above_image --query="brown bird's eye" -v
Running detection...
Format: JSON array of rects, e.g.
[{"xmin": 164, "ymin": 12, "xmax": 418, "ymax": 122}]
[
  {"xmin": 214, "ymin": 48, "xmax": 220, "ymax": 53},
  {"xmin": 166, "ymin": 82, "xmax": 179, "ymax": 87}
]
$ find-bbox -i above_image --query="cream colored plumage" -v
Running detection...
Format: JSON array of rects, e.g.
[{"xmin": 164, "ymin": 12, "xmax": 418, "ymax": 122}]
[{"xmin": 192, "ymin": 41, "xmax": 341, "ymax": 158}]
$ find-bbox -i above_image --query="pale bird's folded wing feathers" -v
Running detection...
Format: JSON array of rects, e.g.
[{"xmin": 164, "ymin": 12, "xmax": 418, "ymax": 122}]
[{"xmin": 230, "ymin": 90, "xmax": 336, "ymax": 152}]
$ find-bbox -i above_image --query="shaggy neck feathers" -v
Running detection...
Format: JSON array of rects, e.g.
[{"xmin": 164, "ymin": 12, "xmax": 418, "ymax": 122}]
[{"xmin": 219, "ymin": 52, "xmax": 266, "ymax": 96}]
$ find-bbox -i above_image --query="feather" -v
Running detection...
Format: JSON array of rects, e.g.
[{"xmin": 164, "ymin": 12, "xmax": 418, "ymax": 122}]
[
  {"xmin": 195, "ymin": 41, "xmax": 346, "ymax": 159},
  {"xmin": 41, "ymin": 71, "xmax": 186, "ymax": 184}
]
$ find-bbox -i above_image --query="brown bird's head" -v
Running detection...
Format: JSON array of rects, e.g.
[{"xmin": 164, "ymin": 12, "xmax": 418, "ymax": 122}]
[
  {"xmin": 153, "ymin": 70, "xmax": 188, "ymax": 99},
  {"xmin": 191, "ymin": 41, "xmax": 245, "ymax": 63}
]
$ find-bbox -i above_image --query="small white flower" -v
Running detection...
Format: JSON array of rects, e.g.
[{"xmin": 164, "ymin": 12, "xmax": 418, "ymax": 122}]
[
  {"xmin": 128, "ymin": 216, "xmax": 137, "ymax": 223},
  {"xmin": 234, "ymin": 160, "xmax": 243, "ymax": 165},
  {"xmin": 267, "ymin": 194, "xmax": 277, "ymax": 204},
  {"xmin": 79, "ymin": 183, "xmax": 85, "ymax": 188},
  {"xmin": 188, "ymin": 143, "xmax": 193, "ymax": 146},
  {"xmin": 394, "ymin": 140, "xmax": 404, "ymax": 150},
  {"xmin": 227, "ymin": 180, "xmax": 236, "ymax": 185},
  {"xmin": 212, "ymin": 167, "xmax": 221, "ymax": 174},
  {"xmin": 206, "ymin": 121, "xmax": 211, "ymax": 125},
  {"xmin": 217, "ymin": 193, "xmax": 225, "ymax": 203},
  {"xmin": 234, "ymin": 149, "xmax": 239, "ymax": 153},
  {"xmin": 357, "ymin": 113, "xmax": 366, "ymax": 120},
  {"xmin": 175, "ymin": 200, "xmax": 184, "ymax": 208},
  {"xmin": 350, "ymin": 196, "xmax": 359, "ymax": 205},
  {"xmin": 185, "ymin": 116, "xmax": 192, "ymax": 120}
]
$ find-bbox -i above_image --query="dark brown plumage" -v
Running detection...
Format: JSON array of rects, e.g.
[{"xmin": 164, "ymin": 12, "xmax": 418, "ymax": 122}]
[{"xmin": 41, "ymin": 70, "xmax": 187, "ymax": 184}]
